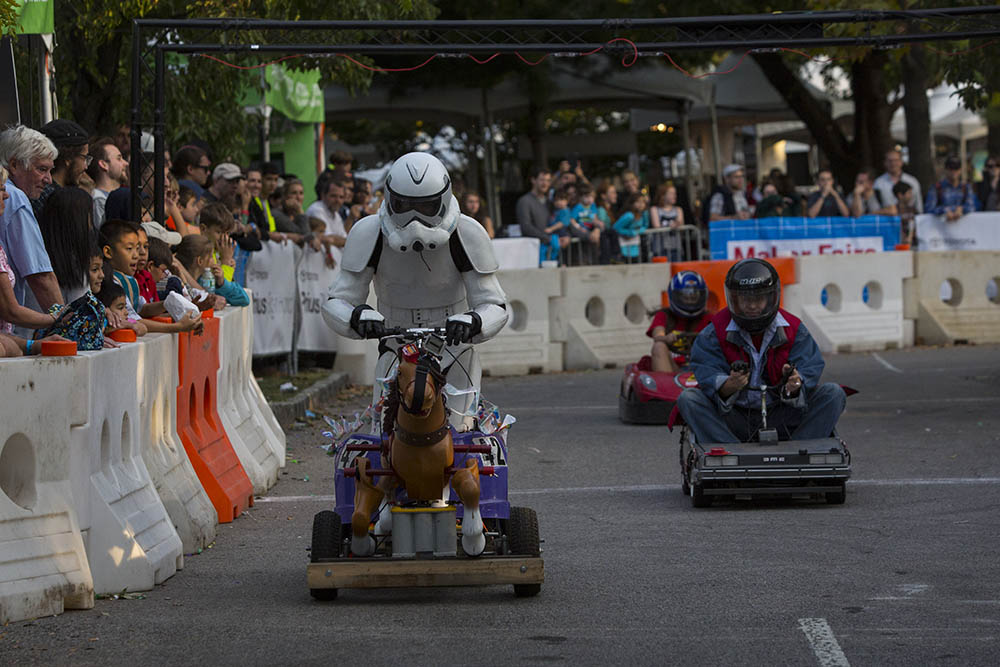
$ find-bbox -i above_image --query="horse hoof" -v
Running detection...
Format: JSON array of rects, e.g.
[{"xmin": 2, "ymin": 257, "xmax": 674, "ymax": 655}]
[
  {"xmin": 351, "ymin": 535, "xmax": 376, "ymax": 557},
  {"xmin": 462, "ymin": 531, "xmax": 486, "ymax": 557},
  {"xmin": 375, "ymin": 509, "xmax": 393, "ymax": 536}
]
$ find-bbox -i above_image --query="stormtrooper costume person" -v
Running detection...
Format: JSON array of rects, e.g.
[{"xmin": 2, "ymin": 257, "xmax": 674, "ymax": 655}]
[{"xmin": 322, "ymin": 152, "xmax": 508, "ymax": 431}]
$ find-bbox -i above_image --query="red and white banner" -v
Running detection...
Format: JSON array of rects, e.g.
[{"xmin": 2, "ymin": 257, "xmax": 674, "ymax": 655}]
[{"xmin": 727, "ymin": 236, "xmax": 883, "ymax": 259}]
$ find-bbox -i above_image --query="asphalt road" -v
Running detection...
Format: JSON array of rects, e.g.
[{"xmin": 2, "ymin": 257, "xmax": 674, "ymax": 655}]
[{"xmin": 3, "ymin": 345, "xmax": 1000, "ymax": 666}]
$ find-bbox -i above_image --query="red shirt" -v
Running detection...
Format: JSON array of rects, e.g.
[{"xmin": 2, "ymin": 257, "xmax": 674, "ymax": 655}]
[
  {"xmin": 135, "ymin": 269, "xmax": 158, "ymax": 303},
  {"xmin": 646, "ymin": 309, "xmax": 712, "ymax": 338}
]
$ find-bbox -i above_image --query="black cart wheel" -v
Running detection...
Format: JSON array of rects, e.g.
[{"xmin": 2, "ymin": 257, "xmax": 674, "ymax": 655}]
[
  {"xmin": 507, "ymin": 506, "xmax": 541, "ymax": 598},
  {"xmin": 310, "ymin": 510, "xmax": 342, "ymax": 601},
  {"xmin": 691, "ymin": 484, "xmax": 712, "ymax": 508},
  {"xmin": 825, "ymin": 483, "xmax": 847, "ymax": 505}
]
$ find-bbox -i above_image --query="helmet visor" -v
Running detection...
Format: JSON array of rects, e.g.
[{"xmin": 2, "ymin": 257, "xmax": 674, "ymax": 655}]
[
  {"xmin": 726, "ymin": 285, "xmax": 779, "ymax": 323},
  {"xmin": 388, "ymin": 192, "xmax": 443, "ymax": 218},
  {"xmin": 674, "ymin": 287, "xmax": 705, "ymax": 310}
]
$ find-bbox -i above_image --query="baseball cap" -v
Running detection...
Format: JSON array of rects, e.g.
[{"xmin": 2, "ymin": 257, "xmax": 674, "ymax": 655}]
[
  {"xmin": 142, "ymin": 221, "xmax": 182, "ymax": 247},
  {"xmin": 40, "ymin": 119, "xmax": 89, "ymax": 148},
  {"xmin": 944, "ymin": 155, "xmax": 961, "ymax": 170},
  {"xmin": 723, "ymin": 163, "xmax": 744, "ymax": 178},
  {"xmin": 213, "ymin": 163, "xmax": 245, "ymax": 181}
]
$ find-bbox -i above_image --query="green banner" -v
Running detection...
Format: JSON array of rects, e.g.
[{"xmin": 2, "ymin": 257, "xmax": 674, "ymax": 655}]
[
  {"xmin": 265, "ymin": 64, "xmax": 324, "ymax": 124},
  {"xmin": 15, "ymin": 0, "xmax": 54, "ymax": 35}
]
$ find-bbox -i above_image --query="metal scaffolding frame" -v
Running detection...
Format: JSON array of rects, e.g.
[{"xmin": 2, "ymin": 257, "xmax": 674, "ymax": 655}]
[{"xmin": 131, "ymin": 8, "xmax": 1000, "ymax": 222}]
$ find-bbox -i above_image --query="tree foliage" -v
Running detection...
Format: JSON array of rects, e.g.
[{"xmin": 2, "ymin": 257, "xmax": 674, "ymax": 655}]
[
  {"xmin": 46, "ymin": 0, "xmax": 435, "ymax": 160},
  {"xmin": 1, "ymin": 0, "xmax": 20, "ymax": 36}
]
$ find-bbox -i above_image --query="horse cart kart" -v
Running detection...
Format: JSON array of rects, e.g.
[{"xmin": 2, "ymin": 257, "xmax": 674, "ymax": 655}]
[{"xmin": 307, "ymin": 328, "xmax": 544, "ymax": 600}]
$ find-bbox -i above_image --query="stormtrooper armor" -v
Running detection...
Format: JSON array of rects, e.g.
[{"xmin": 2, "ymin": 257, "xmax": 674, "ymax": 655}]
[{"xmin": 322, "ymin": 152, "xmax": 508, "ymax": 428}]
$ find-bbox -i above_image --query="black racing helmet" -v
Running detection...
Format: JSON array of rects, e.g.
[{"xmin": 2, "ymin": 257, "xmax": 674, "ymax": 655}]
[{"xmin": 724, "ymin": 258, "xmax": 780, "ymax": 334}]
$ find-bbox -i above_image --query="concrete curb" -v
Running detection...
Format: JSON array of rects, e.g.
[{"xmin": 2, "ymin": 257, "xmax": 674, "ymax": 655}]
[{"xmin": 268, "ymin": 371, "xmax": 351, "ymax": 426}]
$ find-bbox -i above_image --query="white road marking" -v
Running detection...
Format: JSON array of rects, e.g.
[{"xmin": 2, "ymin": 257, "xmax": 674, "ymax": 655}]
[
  {"xmin": 900, "ymin": 583, "xmax": 930, "ymax": 596},
  {"xmin": 870, "ymin": 352, "xmax": 903, "ymax": 374},
  {"xmin": 253, "ymin": 477, "xmax": 1000, "ymax": 503},
  {"xmin": 798, "ymin": 618, "xmax": 850, "ymax": 667}
]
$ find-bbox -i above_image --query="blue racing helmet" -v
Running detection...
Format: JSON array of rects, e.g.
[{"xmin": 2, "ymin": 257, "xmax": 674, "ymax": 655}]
[{"xmin": 668, "ymin": 271, "xmax": 708, "ymax": 318}]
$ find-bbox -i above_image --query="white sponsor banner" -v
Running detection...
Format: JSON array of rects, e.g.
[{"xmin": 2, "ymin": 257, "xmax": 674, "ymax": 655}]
[
  {"xmin": 915, "ymin": 212, "xmax": 1000, "ymax": 251},
  {"xmin": 726, "ymin": 236, "xmax": 884, "ymax": 260},
  {"xmin": 492, "ymin": 237, "xmax": 540, "ymax": 270},
  {"xmin": 245, "ymin": 241, "xmax": 301, "ymax": 356},
  {"xmin": 296, "ymin": 247, "xmax": 340, "ymax": 352}
]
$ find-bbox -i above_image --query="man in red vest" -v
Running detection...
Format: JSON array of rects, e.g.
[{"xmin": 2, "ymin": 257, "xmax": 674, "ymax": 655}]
[{"xmin": 676, "ymin": 258, "xmax": 846, "ymax": 443}]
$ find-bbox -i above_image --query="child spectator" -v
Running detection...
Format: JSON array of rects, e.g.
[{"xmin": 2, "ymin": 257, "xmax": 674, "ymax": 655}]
[
  {"xmin": 28, "ymin": 243, "xmax": 120, "ymax": 350},
  {"xmin": 198, "ymin": 201, "xmax": 238, "ymax": 282},
  {"xmin": 174, "ymin": 235, "xmax": 249, "ymax": 307},
  {"xmin": 613, "ymin": 192, "xmax": 649, "ymax": 260},
  {"xmin": 97, "ymin": 282, "xmax": 147, "ymax": 337},
  {"xmin": 35, "ymin": 185, "xmax": 97, "ymax": 304},
  {"xmin": 133, "ymin": 226, "xmax": 158, "ymax": 303},
  {"xmin": 177, "ymin": 186, "xmax": 202, "ymax": 230},
  {"xmin": 891, "ymin": 181, "xmax": 918, "ymax": 247},
  {"xmin": 647, "ymin": 271, "xmax": 711, "ymax": 373},
  {"xmin": 541, "ymin": 189, "xmax": 572, "ymax": 263},
  {"xmin": 147, "ymin": 236, "xmax": 219, "ymax": 310},
  {"xmin": 569, "ymin": 183, "xmax": 602, "ymax": 264},
  {"xmin": 100, "ymin": 218, "xmax": 203, "ymax": 334},
  {"xmin": 163, "ymin": 174, "xmax": 196, "ymax": 236}
]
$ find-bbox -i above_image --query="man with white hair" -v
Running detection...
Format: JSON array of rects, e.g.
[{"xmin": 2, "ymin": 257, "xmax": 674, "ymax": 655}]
[{"xmin": 0, "ymin": 125, "xmax": 64, "ymax": 327}]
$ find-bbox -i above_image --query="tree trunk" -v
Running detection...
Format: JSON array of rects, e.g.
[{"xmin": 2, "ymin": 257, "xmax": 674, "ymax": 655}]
[
  {"xmin": 851, "ymin": 52, "xmax": 893, "ymax": 177},
  {"xmin": 902, "ymin": 44, "xmax": 935, "ymax": 189},
  {"xmin": 752, "ymin": 52, "xmax": 858, "ymax": 188},
  {"xmin": 526, "ymin": 101, "xmax": 547, "ymax": 168}
]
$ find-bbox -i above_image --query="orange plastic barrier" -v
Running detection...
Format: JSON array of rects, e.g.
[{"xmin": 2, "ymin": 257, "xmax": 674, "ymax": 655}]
[
  {"xmin": 668, "ymin": 258, "xmax": 797, "ymax": 314},
  {"xmin": 175, "ymin": 315, "xmax": 253, "ymax": 523}
]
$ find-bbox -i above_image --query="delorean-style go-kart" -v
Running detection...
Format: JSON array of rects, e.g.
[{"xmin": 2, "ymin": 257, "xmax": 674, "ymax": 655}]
[{"xmin": 676, "ymin": 363, "xmax": 853, "ymax": 507}]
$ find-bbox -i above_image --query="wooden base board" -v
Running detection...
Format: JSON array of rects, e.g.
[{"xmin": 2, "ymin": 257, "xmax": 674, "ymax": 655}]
[{"xmin": 307, "ymin": 556, "xmax": 544, "ymax": 589}]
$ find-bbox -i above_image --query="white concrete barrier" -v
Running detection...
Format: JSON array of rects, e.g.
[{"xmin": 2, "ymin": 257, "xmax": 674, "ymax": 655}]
[
  {"xmin": 550, "ymin": 264, "xmax": 670, "ymax": 370},
  {"xmin": 904, "ymin": 251, "xmax": 1000, "ymax": 345},
  {"xmin": 783, "ymin": 252, "xmax": 915, "ymax": 353},
  {"xmin": 69, "ymin": 344, "xmax": 183, "ymax": 593},
  {"xmin": 138, "ymin": 333, "xmax": 217, "ymax": 553},
  {"xmin": 480, "ymin": 268, "xmax": 563, "ymax": 375},
  {"xmin": 1, "ymin": 357, "xmax": 94, "ymax": 623},
  {"xmin": 217, "ymin": 307, "xmax": 281, "ymax": 494},
  {"xmin": 240, "ymin": 297, "xmax": 286, "ymax": 466}
]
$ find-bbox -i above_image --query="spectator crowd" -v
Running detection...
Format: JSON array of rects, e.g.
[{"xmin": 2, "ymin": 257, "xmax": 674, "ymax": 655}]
[
  {"xmin": 0, "ymin": 120, "xmax": 383, "ymax": 358},
  {"xmin": 2, "ymin": 113, "xmax": 998, "ymax": 359},
  {"xmin": 514, "ymin": 149, "xmax": 1000, "ymax": 265}
]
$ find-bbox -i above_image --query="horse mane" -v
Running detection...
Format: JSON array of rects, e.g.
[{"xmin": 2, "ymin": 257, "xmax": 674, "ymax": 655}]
[{"xmin": 382, "ymin": 376, "xmax": 400, "ymax": 436}]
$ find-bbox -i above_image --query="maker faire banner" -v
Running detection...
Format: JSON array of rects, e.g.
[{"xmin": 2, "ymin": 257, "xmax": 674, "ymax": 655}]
[
  {"xmin": 915, "ymin": 212, "xmax": 1000, "ymax": 251},
  {"xmin": 709, "ymin": 215, "xmax": 901, "ymax": 260}
]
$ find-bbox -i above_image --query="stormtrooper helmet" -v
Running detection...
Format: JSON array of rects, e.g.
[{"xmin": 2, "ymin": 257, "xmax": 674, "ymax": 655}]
[{"xmin": 380, "ymin": 152, "xmax": 459, "ymax": 253}]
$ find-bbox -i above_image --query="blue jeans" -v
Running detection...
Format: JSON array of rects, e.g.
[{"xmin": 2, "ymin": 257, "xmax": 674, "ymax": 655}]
[{"xmin": 677, "ymin": 383, "xmax": 846, "ymax": 444}]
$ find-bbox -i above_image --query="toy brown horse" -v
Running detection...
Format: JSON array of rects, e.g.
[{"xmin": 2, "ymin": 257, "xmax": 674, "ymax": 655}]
[{"xmin": 351, "ymin": 347, "xmax": 486, "ymax": 557}]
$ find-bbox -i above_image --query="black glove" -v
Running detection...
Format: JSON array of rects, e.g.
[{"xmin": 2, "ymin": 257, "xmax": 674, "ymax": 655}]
[
  {"xmin": 350, "ymin": 305, "xmax": 386, "ymax": 340},
  {"xmin": 445, "ymin": 312, "xmax": 482, "ymax": 346}
]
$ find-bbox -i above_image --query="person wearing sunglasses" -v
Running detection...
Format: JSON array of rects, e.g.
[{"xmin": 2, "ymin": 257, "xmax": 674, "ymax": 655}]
[
  {"xmin": 874, "ymin": 148, "xmax": 923, "ymax": 214},
  {"xmin": 171, "ymin": 145, "xmax": 211, "ymax": 198},
  {"xmin": 976, "ymin": 156, "xmax": 1000, "ymax": 212},
  {"xmin": 323, "ymin": 151, "xmax": 508, "ymax": 433}
]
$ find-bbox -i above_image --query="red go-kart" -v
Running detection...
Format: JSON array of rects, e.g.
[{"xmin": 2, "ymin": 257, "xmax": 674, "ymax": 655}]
[{"xmin": 618, "ymin": 333, "xmax": 699, "ymax": 424}]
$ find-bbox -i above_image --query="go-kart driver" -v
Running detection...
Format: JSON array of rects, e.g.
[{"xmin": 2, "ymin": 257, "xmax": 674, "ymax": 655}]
[
  {"xmin": 322, "ymin": 152, "xmax": 508, "ymax": 430},
  {"xmin": 648, "ymin": 270, "xmax": 712, "ymax": 373},
  {"xmin": 676, "ymin": 258, "xmax": 846, "ymax": 443}
]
